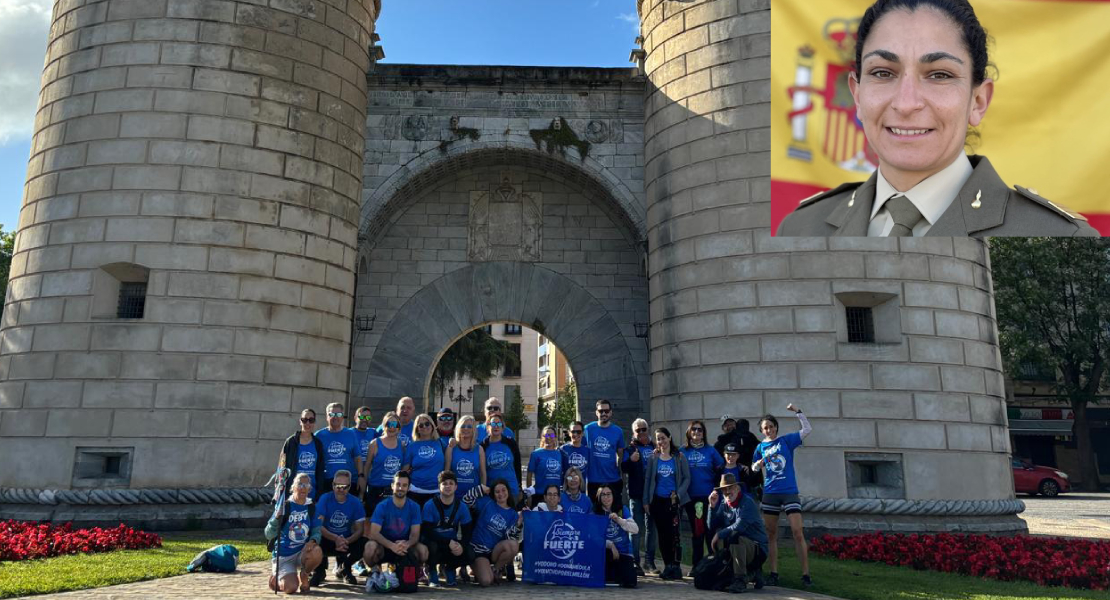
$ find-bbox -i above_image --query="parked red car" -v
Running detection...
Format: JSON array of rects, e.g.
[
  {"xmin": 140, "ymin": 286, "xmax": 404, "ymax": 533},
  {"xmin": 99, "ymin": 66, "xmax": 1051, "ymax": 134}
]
[{"xmin": 1012, "ymin": 457, "xmax": 1070, "ymax": 496}]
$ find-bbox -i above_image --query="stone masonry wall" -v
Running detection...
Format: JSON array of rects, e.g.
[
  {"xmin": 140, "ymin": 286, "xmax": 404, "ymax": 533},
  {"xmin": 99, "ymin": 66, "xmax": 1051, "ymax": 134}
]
[{"xmin": 0, "ymin": 0, "xmax": 379, "ymax": 489}]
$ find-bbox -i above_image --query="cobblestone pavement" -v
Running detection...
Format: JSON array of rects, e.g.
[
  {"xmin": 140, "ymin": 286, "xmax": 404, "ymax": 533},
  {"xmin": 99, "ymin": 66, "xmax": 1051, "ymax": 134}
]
[
  {"xmin": 20, "ymin": 561, "xmax": 845, "ymax": 600},
  {"xmin": 1020, "ymin": 492, "xmax": 1110, "ymax": 539}
]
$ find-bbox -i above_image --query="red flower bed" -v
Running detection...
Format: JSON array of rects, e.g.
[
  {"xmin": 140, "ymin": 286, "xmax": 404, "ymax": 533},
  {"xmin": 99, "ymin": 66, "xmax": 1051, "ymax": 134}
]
[
  {"xmin": 0, "ymin": 520, "xmax": 161, "ymax": 561},
  {"xmin": 811, "ymin": 532, "xmax": 1110, "ymax": 590}
]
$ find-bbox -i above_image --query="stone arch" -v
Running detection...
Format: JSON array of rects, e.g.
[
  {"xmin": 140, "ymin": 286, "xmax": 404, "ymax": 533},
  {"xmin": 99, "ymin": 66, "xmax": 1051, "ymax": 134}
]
[
  {"xmin": 358, "ymin": 135, "xmax": 646, "ymax": 246},
  {"xmin": 359, "ymin": 262, "xmax": 642, "ymax": 421}
]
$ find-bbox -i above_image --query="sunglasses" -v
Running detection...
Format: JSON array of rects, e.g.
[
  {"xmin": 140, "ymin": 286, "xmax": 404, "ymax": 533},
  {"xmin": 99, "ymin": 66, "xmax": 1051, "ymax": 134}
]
[
  {"xmin": 386, "ymin": 421, "xmax": 400, "ymax": 428},
  {"xmin": 328, "ymin": 412, "xmax": 344, "ymax": 418},
  {"xmin": 418, "ymin": 422, "xmax": 433, "ymax": 428},
  {"xmin": 300, "ymin": 417, "xmax": 316, "ymax": 424},
  {"xmin": 489, "ymin": 422, "xmax": 504, "ymax": 428},
  {"xmin": 691, "ymin": 427, "xmax": 704, "ymax": 432},
  {"xmin": 438, "ymin": 415, "xmax": 454, "ymax": 421},
  {"xmin": 597, "ymin": 409, "xmax": 611, "ymax": 414},
  {"xmin": 460, "ymin": 424, "xmax": 475, "ymax": 429},
  {"xmin": 486, "ymin": 406, "xmax": 501, "ymax": 412},
  {"xmin": 570, "ymin": 430, "xmax": 583, "ymax": 435},
  {"xmin": 334, "ymin": 484, "xmax": 350, "ymax": 490},
  {"xmin": 635, "ymin": 428, "xmax": 647, "ymax": 433},
  {"xmin": 543, "ymin": 433, "xmax": 557, "ymax": 439},
  {"xmin": 295, "ymin": 482, "xmax": 310, "ymax": 489},
  {"xmin": 358, "ymin": 415, "xmax": 373, "ymax": 421}
]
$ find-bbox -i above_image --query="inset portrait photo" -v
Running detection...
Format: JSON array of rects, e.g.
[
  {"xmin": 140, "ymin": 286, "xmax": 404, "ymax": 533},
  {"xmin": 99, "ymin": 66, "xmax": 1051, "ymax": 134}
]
[{"xmin": 770, "ymin": 0, "xmax": 1109, "ymax": 237}]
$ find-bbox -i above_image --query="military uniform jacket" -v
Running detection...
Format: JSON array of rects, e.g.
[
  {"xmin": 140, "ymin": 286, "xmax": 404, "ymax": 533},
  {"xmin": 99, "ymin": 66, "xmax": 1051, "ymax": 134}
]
[{"xmin": 776, "ymin": 155, "xmax": 1099, "ymax": 237}]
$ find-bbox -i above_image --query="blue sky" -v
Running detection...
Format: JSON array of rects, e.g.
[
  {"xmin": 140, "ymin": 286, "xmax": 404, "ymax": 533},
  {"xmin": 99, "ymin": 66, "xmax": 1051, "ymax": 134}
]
[{"xmin": 0, "ymin": 0, "xmax": 639, "ymax": 233}]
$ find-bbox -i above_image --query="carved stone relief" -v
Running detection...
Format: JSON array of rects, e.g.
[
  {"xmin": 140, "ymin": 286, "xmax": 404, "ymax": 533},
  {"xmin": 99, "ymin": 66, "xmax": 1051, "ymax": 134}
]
[{"xmin": 468, "ymin": 177, "xmax": 542, "ymax": 262}]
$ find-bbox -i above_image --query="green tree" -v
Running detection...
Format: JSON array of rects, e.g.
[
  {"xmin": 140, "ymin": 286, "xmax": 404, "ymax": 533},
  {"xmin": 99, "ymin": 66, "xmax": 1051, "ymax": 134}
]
[
  {"xmin": 430, "ymin": 327, "xmax": 521, "ymax": 405},
  {"xmin": 0, "ymin": 227, "xmax": 15, "ymax": 319},
  {"xmin": 540, "ymin": 381, "xmax": 578, "ymax": 438},
  {"xmin": 503, "ymin": 386, "xmax": 531, "ymax": 434},
  {"xmin": 990, "ymin": 237, "xmax": 1110, "ymax": 491}
]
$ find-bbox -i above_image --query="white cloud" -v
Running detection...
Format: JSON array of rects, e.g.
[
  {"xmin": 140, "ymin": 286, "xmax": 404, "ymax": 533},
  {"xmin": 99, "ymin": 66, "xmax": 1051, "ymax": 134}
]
[
  {"xmin": 0, "ymin": 0, "xmax": 52, "ymax": 145},
  {"xmin": 617, "ymin": 12, "xmax": 640, "ymax": 34}
]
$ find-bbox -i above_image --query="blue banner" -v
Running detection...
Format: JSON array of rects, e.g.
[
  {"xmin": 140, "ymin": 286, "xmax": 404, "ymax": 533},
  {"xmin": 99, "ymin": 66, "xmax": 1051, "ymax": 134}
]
[{"xmin": 522, "ymin": 510, "xmax": 607, "ymax": 587}]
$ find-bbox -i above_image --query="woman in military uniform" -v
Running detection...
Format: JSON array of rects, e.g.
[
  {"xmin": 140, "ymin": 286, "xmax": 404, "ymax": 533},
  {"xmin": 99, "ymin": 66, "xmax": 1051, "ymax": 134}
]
[{"xmin": 777, "ymin": 0, "xmax": 1098, "ymax": 237}]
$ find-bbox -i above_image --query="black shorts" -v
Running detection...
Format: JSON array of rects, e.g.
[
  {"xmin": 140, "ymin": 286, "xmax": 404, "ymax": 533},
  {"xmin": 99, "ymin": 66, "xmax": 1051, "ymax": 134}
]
[
  {"xmin": 378, "ymin": 546, "xmax": 415, "ymax": 565},
  {"xmin": 761, "ymin": 492, "xmax": 802, "ymax": 515}
]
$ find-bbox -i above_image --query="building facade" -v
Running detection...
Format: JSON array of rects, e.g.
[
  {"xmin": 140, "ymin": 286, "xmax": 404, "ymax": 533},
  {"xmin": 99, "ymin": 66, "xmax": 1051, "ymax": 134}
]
[{"xmin": 0, "ymin": 0, "xmax": 1024, "ymax": 534}]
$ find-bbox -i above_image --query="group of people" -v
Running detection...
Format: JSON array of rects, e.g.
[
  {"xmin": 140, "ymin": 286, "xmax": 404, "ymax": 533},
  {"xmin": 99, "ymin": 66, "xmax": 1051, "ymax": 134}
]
[{"xmin": 265, "ymin": 395, "xmax": 815, "ymax": 595}]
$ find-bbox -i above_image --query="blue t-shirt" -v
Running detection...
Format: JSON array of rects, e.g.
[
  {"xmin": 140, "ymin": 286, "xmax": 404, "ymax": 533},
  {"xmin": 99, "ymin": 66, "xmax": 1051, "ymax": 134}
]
[
  {"xmin": 368, "ymin": 438, "xmax": 407, "ymax": 487},
  {"xmin": 376, "ymin": 422, "xmax": 414, "ymax": 446},
  {"xmin": 470, "ymin": 495, "xmax": 518, "ymax": 554},
  {"xmin": 421, "ymin": 496, "xmax": 472, "ymax": 541},
  {"xmin": 295, "ymin": 441, "xmax": 318, "ymax": 491},
  {"xmin": 723, "ymin": 465, "xmax": 742, "ymax": 481},
  {"xmin": 585, "ymin": 422, "xmax": 624, "ymax": 483},
  {"xmin": 315, "ymin": 428, "xmax": 359, "ymax": 480},
  {"xmin": 278, "ymin": 500, "xmax": 321, "ymax": 557},
  {"xmin": 560, "ymin": 443, "xmax": 590, "ymax": 482},
  {"xmin": 604, "ymin": 506, "xmax": 634, "ymax": 555},
  {"xmin": 370, "ymin": 497, "xmax": 422, "ymax": 542},
  {"xmin": 351, "ymin": 427, "xmax": 378, "ymax": 462},
  {"xmin": 484, "ymin": 440, "xmax": 519, "ymax": 496},
  {"xmin": 527, "ymin": 448, "xmax": 565, "ymax": 492},
  {"xmin": 407, "ymin": 439, "xmax": 445, "ymax": 491},
  {"xmin": 561, "ymin": 491, "xmax": 593, "ymax": 515},
  {"xmin": 476, "ymin": 423, "xmax": 514, "ymax": 443},
  {"xmin": 754, "ymin": 432, "xmax": 804, "ymax": 495},
  {"xmin": 449, "ymin": 445, "xmax": 482, "ymax": 497},
  {"xmin": 317, "ymin": 491, "xmax": 366, "ymax": 537},
  {"xmin": 654, "ymin": 457, "xmax": 677, "ymax": 499},
  {"xmin": 682, "ymin": 445, "xmax": 725, "ymax": 497}
]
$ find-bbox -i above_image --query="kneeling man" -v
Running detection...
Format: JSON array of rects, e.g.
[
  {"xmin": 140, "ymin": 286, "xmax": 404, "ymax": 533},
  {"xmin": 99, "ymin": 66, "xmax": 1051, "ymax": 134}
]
[
  {"xmin": 421, "ymin": 470, "xmax": 474, "ymax": 586},
  {"xmin": 367, "ymin": 470, "xmax": 428, "ymax": 575},
  {"xmin": 312, "ymin": 469, "xmax": 370, "ymax": 586},
  {"xmin": 708, "ymin": 474, "xmax": 769, "ymax": 593}
]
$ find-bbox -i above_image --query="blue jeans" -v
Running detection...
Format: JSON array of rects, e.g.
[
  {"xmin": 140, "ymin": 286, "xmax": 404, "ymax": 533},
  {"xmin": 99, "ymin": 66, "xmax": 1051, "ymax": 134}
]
[{"xmin": 629, "ymin": 497, "xmax": 657, "ymax": 565}]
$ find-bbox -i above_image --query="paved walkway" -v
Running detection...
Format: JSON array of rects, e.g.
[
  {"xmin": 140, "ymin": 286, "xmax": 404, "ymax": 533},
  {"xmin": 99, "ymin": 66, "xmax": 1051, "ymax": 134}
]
[
  {"xmin": 1021, "ymin": 492, "xmax": 1110, "ymax": 539},
  {"xmin": 21, "ymin": 561, "xmax": 846, "ymax": 599}
]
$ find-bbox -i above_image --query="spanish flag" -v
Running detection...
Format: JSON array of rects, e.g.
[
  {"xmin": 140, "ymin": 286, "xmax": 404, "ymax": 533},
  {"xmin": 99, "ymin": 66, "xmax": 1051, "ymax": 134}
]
[{"xmin": 770, "ymin": 0, "xmax": 1110, "ymax": 235}]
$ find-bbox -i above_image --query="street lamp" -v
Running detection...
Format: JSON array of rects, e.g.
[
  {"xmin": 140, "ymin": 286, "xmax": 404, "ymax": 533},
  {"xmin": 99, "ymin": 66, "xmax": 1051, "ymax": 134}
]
[{"xmin": 449, "ymin": 386, "xmax": 473, "ymax": 417}]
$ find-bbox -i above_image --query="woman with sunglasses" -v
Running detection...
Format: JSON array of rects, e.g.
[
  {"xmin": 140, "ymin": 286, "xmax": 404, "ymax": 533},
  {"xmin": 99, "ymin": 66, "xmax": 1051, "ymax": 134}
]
[
  {"xmin": 560, "ymin": 466, "xmax": 592, "ymax": 515},
  {"xmin": 594, "ymin": 484, "xmax": 638, "ymax": 588},
  {"xmin": 446, "ymin": 415, "xmax": 487, "ymax": 499},
  {"xmin": 526, "ymin": 426, "xmax": 565, "ymax": 508},
  {"xmin": 559, "ymin": 420, "xmax": 590, "ymax": 485},
  {"xmin": 644, "ymin": 427, "xmax": 690, "ymax": 581},
  {"xmin": 462, "ymin": 479, "xmax": 523, "ymax": 586},
  {"xmin": 406, "ymin": 414, "xmax": 445, "ymax": 507},
  {"xmin": 278, "ymin": 408, "xmax": 327, "ymax": 501},
  {"xmin": 480, "ymin": 415, "xmax": 523, "ymax": 507},
  {"xmin": 363, "ymin": 412, "xmax": 410, "ymax": 518},
  {"xmin": 681, "ymin": 419, "xmax": 725, "ymax": 567}
]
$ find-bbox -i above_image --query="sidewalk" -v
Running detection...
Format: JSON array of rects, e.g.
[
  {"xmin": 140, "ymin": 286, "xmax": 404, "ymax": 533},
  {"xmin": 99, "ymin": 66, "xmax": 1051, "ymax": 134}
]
[{"xmin": 19, "ymin": 561, "xmax": 849, "ymax": 599}]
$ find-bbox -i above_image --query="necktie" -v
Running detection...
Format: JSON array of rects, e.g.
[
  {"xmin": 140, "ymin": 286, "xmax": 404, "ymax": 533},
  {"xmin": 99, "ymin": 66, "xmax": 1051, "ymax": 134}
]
[{"xmin": 885, "ymin": 195, "xmax": 923, "ymax": 237}]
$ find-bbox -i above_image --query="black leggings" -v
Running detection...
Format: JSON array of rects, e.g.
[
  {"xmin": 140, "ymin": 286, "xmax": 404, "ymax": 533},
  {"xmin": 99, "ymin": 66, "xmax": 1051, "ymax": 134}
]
[
  {"xmin": 649, "ymin": 495, "xmax": 681, "ymax": 566},
  {"xmin": 684, "ymin": 496, "xmax": 710, "ymax": 566},
  {"xmin": 606, "ymin": 553, "xmax": 637, "ymax": 588}
]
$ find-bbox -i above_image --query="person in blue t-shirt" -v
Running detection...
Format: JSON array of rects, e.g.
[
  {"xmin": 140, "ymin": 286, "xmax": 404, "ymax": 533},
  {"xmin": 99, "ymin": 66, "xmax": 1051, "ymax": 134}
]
[
  {"xmin": 594, "ymin": 484, "xmax": 638, "ymax": 588},
  {"xmin": 315, "ymin": 402, "xmax": 362, "ymax": 496},
  {"xmin": 363, "ymin": 412, "xmax": 410, "ymax": 519},
  {"xmin": 462, "ymin": 479, "xmax": 522, "ymax": 587},
  {"xmin": 475, "ymin": 397, "xmax": 516, "ymax": 443},
  {"xmin": 526, "ymin": 426, "xmax": 565, "ymax": 507},
  {"xmin": 559, "ymin": 420, "xmax": 590, "ymax": 483},
  {"xmin": 621, "ymin": 417, "xmax": 657, "ymax": 575},
  {"xmin": 681, "ymin": 419, "xmax": 725, "ymax": 567},
  {"xmin": 278, "ymin": 409, "xmax": 325, "ymax": 500},
  {"xmin": 311, "ymin": 470, "xmax": 369, "ymax": 586},
  {"xmin": 350, "ymin": 406, "xmax": 378, "ymax": 494},
  {"xmin": 722, "ymin": 443, "xmax": 745, "ymax": 490},
  {"xmin": 585, "ymin": 400, "xmax": 626, "ymax": 508},
  {"xmin": 420, "ymin": 471, "xmax": 474, "ymax": 586},
  {"xmin": 376, "ymin": 396, "xmax": 416, "ymax": 446},
  {"xmin": 406, "ymin": 414, "xmax": 446, "ymax": 507},
  {"xmin": 445, "ymin": 415, "xmax": 487, "ymax": 499},
  {"xmin": 752, "ymin": 405, "xmax": 813, "ymax": 588},
  {"xmin": 265, "ymin": 472, "xmax": 323, "ymax": 593},
  {"xmin": 643, "ymin": 427, "xmax": 690, "ymax": 581},
  {"xmin": 366, "ymin": 471, "xmax": 427, "ymax": 574},
  {"xmin": 560, "ymin": 466, "xmax": 593, "ymax": 514},
  {"xmin": 480, "ymin": 416, "xmax": 522, "ymax": 503}
]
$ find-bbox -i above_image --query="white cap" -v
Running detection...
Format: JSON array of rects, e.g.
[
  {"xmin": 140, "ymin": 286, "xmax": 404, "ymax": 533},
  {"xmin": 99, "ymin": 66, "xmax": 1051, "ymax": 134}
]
[{"xmin": 720, "ymin": 414, "xmax": 734, "ymax": 422}]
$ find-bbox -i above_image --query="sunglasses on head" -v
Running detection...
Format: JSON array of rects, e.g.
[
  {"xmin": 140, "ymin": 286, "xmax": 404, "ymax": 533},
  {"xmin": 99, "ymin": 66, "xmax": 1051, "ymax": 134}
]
[
  {"xmin": 386, "ymin": 421, "xmax": 400, "ymax": 428},
  {"xmin": 300, "ymin": 417, "xmax": 316, "ymax": 424},
  {"xmin": 328, "ymin": 412, "xmax": 344, "ymax": 418},
  {"xmin": 438, "ymin": 415, "xmax": 454, "ymax": 421}
]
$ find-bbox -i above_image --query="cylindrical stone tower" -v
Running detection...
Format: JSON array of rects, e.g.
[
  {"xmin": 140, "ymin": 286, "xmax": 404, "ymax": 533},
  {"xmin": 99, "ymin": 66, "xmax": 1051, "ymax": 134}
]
[
  {"xmin": 0, "ymin": 0, "xmax": 378, "ymax": 490},
  {"xmin": 639, "ymin": 0, "xmax": 1023, "ymax": 533}
]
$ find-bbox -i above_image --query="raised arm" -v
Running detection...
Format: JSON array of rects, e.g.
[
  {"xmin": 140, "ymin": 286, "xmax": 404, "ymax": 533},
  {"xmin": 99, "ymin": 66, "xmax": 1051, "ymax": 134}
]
[{"xmin": 797, "ymin": 411, "xmax": 812, "ymax": 440}]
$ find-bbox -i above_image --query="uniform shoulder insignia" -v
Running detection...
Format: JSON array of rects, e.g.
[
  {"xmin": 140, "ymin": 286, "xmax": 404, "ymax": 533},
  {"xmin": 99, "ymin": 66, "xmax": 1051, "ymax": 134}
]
[
  {"xmin": 795, "ymin": 182, "xmax": 863, "ymax": 209},
  {"xmin": 1013, "ymin": 185, "xmax": 1088, "ymax": 222}
]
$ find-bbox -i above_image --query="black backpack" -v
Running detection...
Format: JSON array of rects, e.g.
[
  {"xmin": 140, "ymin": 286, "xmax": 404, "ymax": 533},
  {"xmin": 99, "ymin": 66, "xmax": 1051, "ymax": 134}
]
[{"xmin": 692, "ymin": 550, "xmax": 734, "ymax": 591}]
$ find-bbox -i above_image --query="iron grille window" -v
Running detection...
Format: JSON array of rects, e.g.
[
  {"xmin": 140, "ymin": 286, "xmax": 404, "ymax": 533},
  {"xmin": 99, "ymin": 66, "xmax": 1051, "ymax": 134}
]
[
  {"xmin": 116, "ymin": 282, "xmax": 147, "ymax": 319},
  {"xmin": 504, "ymin": 324, "xmax": 522, "ymax": 335},
  {"xmin": 845, "ymin": 306, "xmax": 874, "ymax": 343}
]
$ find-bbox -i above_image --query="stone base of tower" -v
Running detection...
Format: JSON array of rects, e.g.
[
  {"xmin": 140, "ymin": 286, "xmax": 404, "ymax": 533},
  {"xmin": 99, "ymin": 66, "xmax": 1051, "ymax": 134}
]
[
  {"xmin": 0, "ymin": 502, "xmax": 269, "ymax": 532},
  {"xmin": 796, "ymin": 512, "xmax": 1028, "ymax": 538}
]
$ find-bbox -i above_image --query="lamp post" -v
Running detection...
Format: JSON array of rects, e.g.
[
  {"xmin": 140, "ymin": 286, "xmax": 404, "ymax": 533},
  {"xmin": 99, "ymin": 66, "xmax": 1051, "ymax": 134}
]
[{"xmin": 449, "ymin": 385, "xmax": 473, "ymax": 418}]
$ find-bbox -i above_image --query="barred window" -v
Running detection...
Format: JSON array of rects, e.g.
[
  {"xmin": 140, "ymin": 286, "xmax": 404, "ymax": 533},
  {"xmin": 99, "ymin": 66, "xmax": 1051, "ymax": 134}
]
[
  {"xmin": 845, "ymin": 306, "xmax": 874, "ymax": 343},
  {"xmin": 116, "ymin": 282, "xmax": 147, "ymax": 319},
  {"xmin": 504, "ymin": 323, "xmax": 522, "ymax": 335}
]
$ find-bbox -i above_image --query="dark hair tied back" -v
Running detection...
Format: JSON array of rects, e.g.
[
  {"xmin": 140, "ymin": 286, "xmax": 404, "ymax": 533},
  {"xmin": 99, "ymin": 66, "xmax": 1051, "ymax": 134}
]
[{"xmin": 855, "ymin": 0, "xmax": 991, "ymax": 86}]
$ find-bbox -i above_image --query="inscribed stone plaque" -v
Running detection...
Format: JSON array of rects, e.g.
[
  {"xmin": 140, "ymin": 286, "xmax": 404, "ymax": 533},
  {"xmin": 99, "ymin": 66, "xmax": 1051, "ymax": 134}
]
[{"xmin": 468, "ymin": 179, "xmax": 542, "ymax": 262}]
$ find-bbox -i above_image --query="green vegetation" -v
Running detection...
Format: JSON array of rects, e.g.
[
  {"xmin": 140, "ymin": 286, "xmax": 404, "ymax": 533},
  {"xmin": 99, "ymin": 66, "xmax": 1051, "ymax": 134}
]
[
  {"xmin": 538, "ymin": 381, "xmax": 578, "ymax": 435},
  {"xmin": 430, "ymin": 327, "xmax": 520, "ymax": 405},
  {"xmin": 529, "ymin": 118, "xmax": 590, "ymax": 160},
  {"xmin": 0, "ymin": 529, "xmax": 268, "ymax": 598},
  {"xmin": 438, "ymin": 126, "xmax": 480, "ymax": 152},
  {"xmin": 503, "ymin": 386, "xmax": 532, "ymax": 434},
  {"xmin": 0, "ymin": 227, "xmax": 14, "ymax": 319}
]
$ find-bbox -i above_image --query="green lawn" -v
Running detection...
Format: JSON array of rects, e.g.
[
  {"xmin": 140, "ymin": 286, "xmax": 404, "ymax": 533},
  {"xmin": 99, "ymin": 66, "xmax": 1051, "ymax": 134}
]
[
  {"xmin": 769, "ymin": 545, "xmax": 1109, "ymax": 600},
  {"xmin": 0, "ymin": 529, "xmax": 269, "ymax": 598}
]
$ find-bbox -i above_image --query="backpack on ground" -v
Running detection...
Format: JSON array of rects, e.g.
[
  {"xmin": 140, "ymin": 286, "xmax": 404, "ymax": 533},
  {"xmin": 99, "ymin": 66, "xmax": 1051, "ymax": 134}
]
[
  {"xmin": 186, "ymin": 544, "xmax": 240, "ymax": 573},
  {"xmin": 395, "ymin": 552, "xmax": 420, "ymax": 593},
  {"xmin": 692, "ymin": 550, "xmax": 734, "ymax": 591}
]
